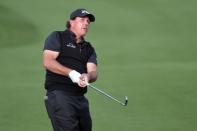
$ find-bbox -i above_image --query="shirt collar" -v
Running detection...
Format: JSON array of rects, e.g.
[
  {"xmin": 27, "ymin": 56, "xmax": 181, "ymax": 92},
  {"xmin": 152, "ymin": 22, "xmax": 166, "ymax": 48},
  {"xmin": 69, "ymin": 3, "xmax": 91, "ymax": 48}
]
[{"xmin": 65, "ymin": 29, "xmax": 85, "ymax": 44}]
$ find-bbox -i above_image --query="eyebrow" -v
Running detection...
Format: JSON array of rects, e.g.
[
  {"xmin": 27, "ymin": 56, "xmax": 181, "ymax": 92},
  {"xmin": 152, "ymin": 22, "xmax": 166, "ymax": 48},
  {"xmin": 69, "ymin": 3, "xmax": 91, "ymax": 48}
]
[{"xmin": 79, "ymin": 17, "xmax": 90, "ymax": 22}]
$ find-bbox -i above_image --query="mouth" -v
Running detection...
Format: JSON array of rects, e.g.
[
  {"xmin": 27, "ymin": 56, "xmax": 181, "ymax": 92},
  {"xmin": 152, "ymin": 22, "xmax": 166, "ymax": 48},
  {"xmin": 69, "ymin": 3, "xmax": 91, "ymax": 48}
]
[{"xmin": 82, "ymin": 27, "xmax": 88, "ymax": 32}]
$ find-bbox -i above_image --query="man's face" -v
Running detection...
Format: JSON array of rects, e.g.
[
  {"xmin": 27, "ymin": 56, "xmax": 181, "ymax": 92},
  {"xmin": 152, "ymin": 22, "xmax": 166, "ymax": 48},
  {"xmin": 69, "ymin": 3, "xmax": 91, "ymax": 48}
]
[{"xmin": 70, "ymin": 16, "xmax": 90, "ymax": 37}]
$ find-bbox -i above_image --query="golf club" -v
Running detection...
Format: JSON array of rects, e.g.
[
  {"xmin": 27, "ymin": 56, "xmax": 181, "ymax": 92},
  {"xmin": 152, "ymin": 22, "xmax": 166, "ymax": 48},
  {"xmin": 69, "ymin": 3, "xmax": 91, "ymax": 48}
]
[{"xmin": 87, "ymin": 83, "xmax": 128, "ymax": 106}]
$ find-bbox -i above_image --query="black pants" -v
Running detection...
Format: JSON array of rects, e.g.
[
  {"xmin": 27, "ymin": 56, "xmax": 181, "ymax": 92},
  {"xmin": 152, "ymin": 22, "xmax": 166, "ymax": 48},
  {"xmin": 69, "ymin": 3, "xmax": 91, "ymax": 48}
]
[{"xmin": 44, "ymin": 90, "xmax": 92, "ymax": 131}]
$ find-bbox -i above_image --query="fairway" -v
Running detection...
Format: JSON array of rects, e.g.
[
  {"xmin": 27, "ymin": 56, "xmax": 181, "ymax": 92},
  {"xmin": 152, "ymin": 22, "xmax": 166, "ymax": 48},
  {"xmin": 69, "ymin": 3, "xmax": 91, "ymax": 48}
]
[{"xmin": 0, "ymin": 0, "xmax": 197, "ymax": 131}]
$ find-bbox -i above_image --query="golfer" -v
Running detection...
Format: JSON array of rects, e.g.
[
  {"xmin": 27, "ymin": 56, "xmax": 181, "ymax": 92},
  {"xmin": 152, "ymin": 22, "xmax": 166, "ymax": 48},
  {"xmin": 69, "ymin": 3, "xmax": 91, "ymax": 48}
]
[{"xmin": 43, "ymin": 8, "xmax": 97, "ymax": 131}]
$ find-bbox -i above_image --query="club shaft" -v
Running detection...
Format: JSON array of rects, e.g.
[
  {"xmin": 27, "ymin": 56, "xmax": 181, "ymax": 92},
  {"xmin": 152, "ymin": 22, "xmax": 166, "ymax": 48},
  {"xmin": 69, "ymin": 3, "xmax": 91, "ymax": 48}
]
[{"xmin": 88, "ymin": 84, "xmax": 125, "ymax": 105}]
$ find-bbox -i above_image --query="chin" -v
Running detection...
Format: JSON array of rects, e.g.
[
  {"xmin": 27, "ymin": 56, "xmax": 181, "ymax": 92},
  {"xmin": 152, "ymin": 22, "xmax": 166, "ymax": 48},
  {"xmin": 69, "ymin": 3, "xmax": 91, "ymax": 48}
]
[{"xmin": 81, "ymin": 32, "xmax": 87, "ymax": 37}]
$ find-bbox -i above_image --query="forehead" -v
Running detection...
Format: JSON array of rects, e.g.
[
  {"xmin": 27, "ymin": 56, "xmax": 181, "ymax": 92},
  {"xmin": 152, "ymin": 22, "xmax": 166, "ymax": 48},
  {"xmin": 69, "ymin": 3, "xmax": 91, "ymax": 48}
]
[{"xmin": 75, "ymin": 16, "xmax": 90, "ymax": 21}]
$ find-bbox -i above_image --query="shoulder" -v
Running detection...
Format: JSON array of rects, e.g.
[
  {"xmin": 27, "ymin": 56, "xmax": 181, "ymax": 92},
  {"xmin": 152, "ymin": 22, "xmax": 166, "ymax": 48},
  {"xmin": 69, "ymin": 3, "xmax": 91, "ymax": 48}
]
[
  {"xmin": 46, "ymin": 31, "xmax": 60, "ymax": 40},
  {"xmin": 43, "ymin": 31, "xmax": 61, "ymax": 52},
  {"xmin": 84, "ymin": 41, "xmax": 94, "ymax": 49},
  {"xmin": 86, "ymin": 41, "xmax": 97, "ymax": 64},
  {"xmin": 84, "ymin": 41, "xmax": 97, "ymax": 55}
]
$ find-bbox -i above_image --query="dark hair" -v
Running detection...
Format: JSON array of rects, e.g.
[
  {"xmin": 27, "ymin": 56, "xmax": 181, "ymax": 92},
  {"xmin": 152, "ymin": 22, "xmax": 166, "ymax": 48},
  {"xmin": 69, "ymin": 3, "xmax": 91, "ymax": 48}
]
[{"xmin": 66, "ymin": 21, "xmax": 71, "ymax": 29}]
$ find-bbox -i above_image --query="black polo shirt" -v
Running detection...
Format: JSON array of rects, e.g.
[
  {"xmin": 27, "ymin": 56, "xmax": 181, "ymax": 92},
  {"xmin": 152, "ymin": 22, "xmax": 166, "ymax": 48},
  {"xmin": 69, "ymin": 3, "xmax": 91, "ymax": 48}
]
[{"xmin": 43, "ymin": 29, "xmax": 97, "ymax": 95}]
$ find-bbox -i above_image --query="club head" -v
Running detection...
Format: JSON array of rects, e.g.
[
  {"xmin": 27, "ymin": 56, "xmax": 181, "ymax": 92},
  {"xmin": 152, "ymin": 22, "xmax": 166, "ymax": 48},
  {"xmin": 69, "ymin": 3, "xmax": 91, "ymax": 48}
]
[{"xmin": 123, "ymin": 96, "xmax": 128, "ymax": 106}]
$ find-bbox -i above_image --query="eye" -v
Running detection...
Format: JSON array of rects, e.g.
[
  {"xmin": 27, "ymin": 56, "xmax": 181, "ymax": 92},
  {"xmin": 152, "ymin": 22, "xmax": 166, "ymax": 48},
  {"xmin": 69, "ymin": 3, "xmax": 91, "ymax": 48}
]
[
  {"xmin": 87, "ymin": 19, "xmax": 90, "ymax": 24},
  {"xmin": 80, "ymin": 17, "xmax": 90, "ymax": 24}
]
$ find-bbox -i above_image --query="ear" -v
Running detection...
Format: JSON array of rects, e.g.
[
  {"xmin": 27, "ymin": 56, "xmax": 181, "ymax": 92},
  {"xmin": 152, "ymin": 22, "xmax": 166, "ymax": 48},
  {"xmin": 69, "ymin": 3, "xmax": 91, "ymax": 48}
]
[{"xmin": 69, "ymin": 20, "xmax": 74, "ymax": 27}]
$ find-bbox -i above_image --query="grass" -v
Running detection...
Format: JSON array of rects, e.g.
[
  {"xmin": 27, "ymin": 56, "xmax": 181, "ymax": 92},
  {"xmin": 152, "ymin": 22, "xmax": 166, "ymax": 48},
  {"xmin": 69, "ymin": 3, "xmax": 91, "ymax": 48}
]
[
  {"xmin": 0, "ymin": 0, "xmax": 197, "ymax": 131},
  {"xmin": 0, "ymin": 5, "xmax": 39, "ymax": 48}
]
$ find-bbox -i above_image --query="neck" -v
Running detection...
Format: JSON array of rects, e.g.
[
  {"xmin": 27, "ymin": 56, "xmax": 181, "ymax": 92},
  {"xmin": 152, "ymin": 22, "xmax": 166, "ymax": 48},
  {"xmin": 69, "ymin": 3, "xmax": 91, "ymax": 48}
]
[
  {"xmin": 69, "ymin": 29, "xmax": 83, "ymax": 43},
  {"xmin": 75, "ymin": 35, "xmax": 82, "ymax": 43}
]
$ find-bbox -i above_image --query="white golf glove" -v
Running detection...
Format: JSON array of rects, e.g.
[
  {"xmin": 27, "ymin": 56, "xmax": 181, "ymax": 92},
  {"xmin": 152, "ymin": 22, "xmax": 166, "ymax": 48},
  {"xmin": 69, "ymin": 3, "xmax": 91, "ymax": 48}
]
[{"xmin": 68, "ymin": 70, "xmax": 81, "ymax": 84}]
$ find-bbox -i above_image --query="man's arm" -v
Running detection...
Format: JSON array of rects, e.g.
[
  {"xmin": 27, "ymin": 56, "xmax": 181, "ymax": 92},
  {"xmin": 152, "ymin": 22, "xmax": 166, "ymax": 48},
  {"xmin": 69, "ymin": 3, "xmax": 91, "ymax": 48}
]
[
  {"xmin": 43, "ymin": 49, "xmax": 82, "ymax": 85},
  {"xmin": 79, "ymin": 62, "xmax": 97, "ymax": 87},
  {"xmin": 43, "ymin": 50, "xmax": 72, "ymax": 76},
  {"xmin": 87, "ymin": 62, "xmax": 97, "ymax": 83}
]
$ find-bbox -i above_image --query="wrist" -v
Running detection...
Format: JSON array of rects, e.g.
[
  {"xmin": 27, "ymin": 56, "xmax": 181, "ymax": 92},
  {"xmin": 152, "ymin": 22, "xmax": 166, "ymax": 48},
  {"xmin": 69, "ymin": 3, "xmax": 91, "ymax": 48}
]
[{"xmin": 86, "ymin": 73, "xmax": 91, "ymax": 82}]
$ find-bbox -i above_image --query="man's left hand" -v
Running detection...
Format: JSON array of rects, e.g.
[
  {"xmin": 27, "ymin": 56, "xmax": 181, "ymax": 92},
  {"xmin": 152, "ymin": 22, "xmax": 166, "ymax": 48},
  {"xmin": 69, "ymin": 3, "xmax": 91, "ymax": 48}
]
[{"xmin": 79, "ymin": 73, "xmax": 89, "ymax": 88}]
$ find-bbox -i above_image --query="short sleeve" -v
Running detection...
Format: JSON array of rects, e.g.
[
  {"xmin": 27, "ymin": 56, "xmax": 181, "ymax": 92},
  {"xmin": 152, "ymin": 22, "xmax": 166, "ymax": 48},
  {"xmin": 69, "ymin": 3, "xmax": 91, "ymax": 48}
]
[
  {"xmin": 88, "ymin": 49, "xmax": 97, "ymax": 65},
  {"xmin": 43, "ymin": 31, "xmax": 61, "ymax": 52}
]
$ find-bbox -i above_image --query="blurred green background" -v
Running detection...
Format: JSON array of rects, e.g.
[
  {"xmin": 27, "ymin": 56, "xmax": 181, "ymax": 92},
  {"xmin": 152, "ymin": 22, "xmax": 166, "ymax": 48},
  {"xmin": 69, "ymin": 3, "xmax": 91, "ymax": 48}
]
[{"xmin": 0, "ymin": 0, "xmax": 197, "ymax": 131}]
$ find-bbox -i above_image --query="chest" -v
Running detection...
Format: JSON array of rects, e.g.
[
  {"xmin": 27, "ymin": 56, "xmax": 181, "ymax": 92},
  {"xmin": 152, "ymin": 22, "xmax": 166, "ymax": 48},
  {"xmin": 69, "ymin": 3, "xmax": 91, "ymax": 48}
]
[{"xmin": 59, "ymin": 40, "xmax": 91, "ymax": 63}]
